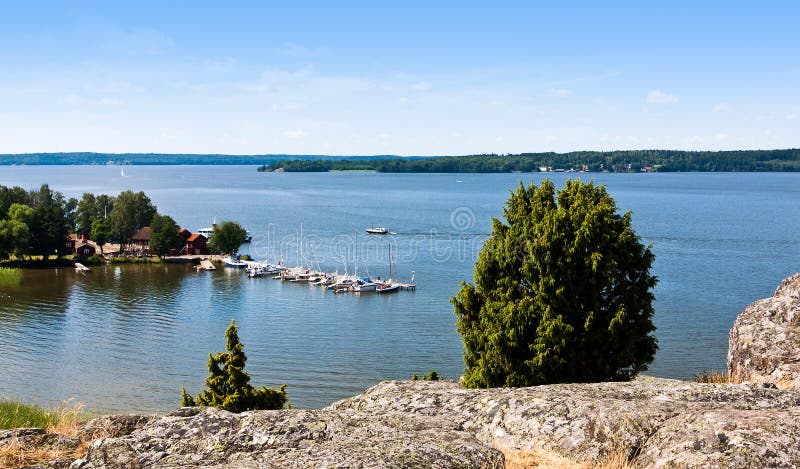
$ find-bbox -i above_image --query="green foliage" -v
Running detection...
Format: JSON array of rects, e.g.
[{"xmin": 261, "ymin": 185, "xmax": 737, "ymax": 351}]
[
  {"xmin": 182, "ymin": 319, "xmax": 287, "ymax": 412},
  {"xmin": 0, "ymin": 399, "xmax": 57, "ymax": 429},
  {"xmin": 82, "ymin": 254, "xmax": 106, "ymax": 266},
  {"xmin": 109, "ymin": 190, "xmax": 157, "ymax": 246},
  {"xmin": 411, "ymin": 370, "xmax": 440, "ymax": 381},
  {"xmin": 149, "ymin": 214, "xmax": 180, "ymax": 258},
  {"xmin": 27, "ymin": 185, "xmax": 70, "ymax": 258},
  {"xmin": 208, "ymin": 221, "xmax": 247, "ymax": 255},
  {"xmin": 0, "ymin": 203, "xmax": 33, "ymax": 259},
  {"xmin": 78, "ymin": 193, "xmax": 115, "ymax": 237},
  {"xmin": 0, "ymin": 185, "xmax": 27, "ymax": 221},
  {"xmin": 453, "ymin": 179, "xmax": 658, "ymax": 388},
  {"xmin": 64, "ymin": 197, "xmax": 78, "ymax": 232},
  {"xmin": 180, "ymin": 385, "xmax": 195, "ymax": 407},
  {"xmin": 268, "ymin": 148, "xmax": 800, "ymax": 173},
  {"xmin": 91, "ymin": 218, "xmax": 111, "ymax": 253}
]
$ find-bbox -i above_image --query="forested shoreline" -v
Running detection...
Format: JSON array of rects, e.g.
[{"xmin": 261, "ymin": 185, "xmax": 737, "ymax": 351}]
[
  {"xmin": 262, "ymin": 149, "xmax": 800, "ymax": 173},
  {"xmin": 0, "ymin": 153, "xmax": 406, "ymax": 166},
  {"xmin": 3, "ymin": 149, "xmax": 800, "ymax": 172}
]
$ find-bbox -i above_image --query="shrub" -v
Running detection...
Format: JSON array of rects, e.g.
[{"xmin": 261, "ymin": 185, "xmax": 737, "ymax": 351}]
[
  {"xmin": 411, "ymin": 370, "xmax": 441, "ymax": 381},
  {"xmin": 182, "ymin": 319, "xmax": 287, "ymax": 412}
]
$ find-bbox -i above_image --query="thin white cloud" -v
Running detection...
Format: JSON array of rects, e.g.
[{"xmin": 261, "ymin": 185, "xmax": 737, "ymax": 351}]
[
  {"xmin": 487, "ymin": 100, "xmax": 506, "ymax": 109},
  {"xmin": 714, "ymin": 132, "xmax": 729, "ymax": 142},
  {"xmin": 276, "ymin": 43, "xmax": 313, "ymax": 57},
  {"xmin": 57, "ymin": 94, "xmax": 83, "ymax": 105},
  {"xmin": 712, "ymin": 102, "xmax": 734, "ymax": 113},
  {"xmin": 203, "ymin": 58, "xmax": 236, "ymax": 73},
  {"xmin": 275, "ymin": 43, "xmax": 330, "ymax": 58},
  {"xmin": 96, "ymin": 97, "xmax": 123, "ymax": 106},
  {"xmin": 88, "ymin": 82, "xmax": 145, "ymax": 94},
  {"xmin": 646, "ymin": 90, "xmax": 678, "ymax": 105},
  {"xmin": 272, "ymin": 102, "xmax": 306, "ymax": 111},
  {"xmin": 283, "ymin": 129, "xmax": 307, "ymax": 139},
  {"xmin": 412, "ymin": 81, "xmax": 432, "ymax": 91},
  {"xmin": 546, "ymin": 87, "xmax": 570, "ymax": 98},
  {"xmin": 786, "ymin": 113, "xmax": 798, "ymax": 120}
]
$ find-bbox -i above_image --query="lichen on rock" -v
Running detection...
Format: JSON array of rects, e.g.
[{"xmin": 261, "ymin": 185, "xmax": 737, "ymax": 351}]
[{"xmin": 729, "ymin": 272, "xmax": 800, "ymax": 390}]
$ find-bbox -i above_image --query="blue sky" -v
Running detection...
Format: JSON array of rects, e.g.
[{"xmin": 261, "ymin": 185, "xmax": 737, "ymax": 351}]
[{"xmin": 1, "ymin": 1, "xmax": 798, "ymax": 155}]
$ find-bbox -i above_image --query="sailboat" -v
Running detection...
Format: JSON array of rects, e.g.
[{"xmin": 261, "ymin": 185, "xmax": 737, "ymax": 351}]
[
  {"xmin": 376, "ymin": 244, "xmax": 400, "ymax": 294},
  {"xmin": 120, "ymin": 167, "xmax": 125, "ymax": 177}
]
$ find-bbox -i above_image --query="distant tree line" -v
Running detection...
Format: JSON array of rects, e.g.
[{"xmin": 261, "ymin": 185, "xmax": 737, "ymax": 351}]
[
  {"xmin": 0, "ymin": 153, "xmax": 404, "ymax": 165},
  {"xmin": 0, "ymin": 184, "xmax": 181, "ymax": 261},
  {"xmin": 262, "ymin": 149, "xmax": 800, "ymax": 173}
]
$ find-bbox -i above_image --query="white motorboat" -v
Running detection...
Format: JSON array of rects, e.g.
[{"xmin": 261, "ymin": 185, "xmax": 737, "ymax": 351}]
[
  {"xmin": 198, "ymin": 223, "xmax": 253, "ymax": 242},
  {"xmin": 376, "ymin": 283, "xmax": 400, "ymax": 294},
  {"xmin": 223, "ymin": 256, "xmax": 248, "ymax": 268},
  {"xmin": 351, "ymin": 278, "xmax": 379, "ymax": 292},
  {"xmin": 365, "ymin": 227, "xmax": 389, "ymax": 235}
]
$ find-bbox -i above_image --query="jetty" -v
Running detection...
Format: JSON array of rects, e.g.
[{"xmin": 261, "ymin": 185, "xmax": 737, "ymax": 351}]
[
  {"xmin": 197, "ymin": 259, "xmax": 215, "ymax": 270},
  {"xmin": 74, "ymin": 262, "xmax": 91, "ymax": 272}
]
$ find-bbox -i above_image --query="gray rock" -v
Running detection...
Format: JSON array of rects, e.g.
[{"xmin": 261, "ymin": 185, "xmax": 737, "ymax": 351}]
[
  {"xmin": 78, "ymin": 404, "xmax": 501, "ymax": 468},
  {"xmin": 729, "ymin": 272, "xmax": 800, "ymax": 390},
  {"xmin": 73, "ymin": 377, "xmax": 800, "ymax": 468}
]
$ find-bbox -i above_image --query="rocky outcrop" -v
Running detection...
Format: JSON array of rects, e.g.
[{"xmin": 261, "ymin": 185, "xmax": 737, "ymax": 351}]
[
  {"xmin": 17, "ymin": 272, "xmax": 800, "ymax": 468},
  {"xmin": 729, "ymin": 272, "xmax": 800, "ymax": 390},
  {"xmin": 66, "ymin": 377, "xmax": 800, "ymax": 468}
]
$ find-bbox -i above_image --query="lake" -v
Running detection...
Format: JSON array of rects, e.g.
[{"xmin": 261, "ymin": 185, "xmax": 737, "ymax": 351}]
[{"xmin": 1, "ymin": 166, "xmax": 799, "ymax": 412}]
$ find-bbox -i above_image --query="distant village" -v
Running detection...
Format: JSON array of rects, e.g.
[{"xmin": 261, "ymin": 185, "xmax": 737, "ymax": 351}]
[{"xmin": 65, "ymin": 225, "xmax": 208, "ymax": 260}]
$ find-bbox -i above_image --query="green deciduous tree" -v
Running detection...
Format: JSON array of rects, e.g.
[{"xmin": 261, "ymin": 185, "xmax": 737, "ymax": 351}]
[
  {"xmin": 27, "ymin": 185, "xmax": 70, "ymax": 258},
  {"xmin": 76, "ymin": 193, "xmax": 98, "ymax": 233},
  {"xmin": 207, "ymin": 221, "xmax": 247, "ymax": 255},
  {"xmin": 181, "ymin": 319, "xmax": 287, "ymax": 412},
  {"xmin": 0, "ymin": 185, "xmax": 28, "ymax": 221},
  {"xmin": 452, "ymin": 179, "xmax": 658, "ymax": 388},
  {"xmin": 149, "ymin": 214, "xmax": 180, "ymax": 258},
  {"xmin": 0, "ymin": 203, "xmax": 34, "ymax": 259},
  {"xmin": 91, "ymin": 218, "xmax": 111, "ymax": 254},
  {"xmin": 110, "ymin": 190, "xmax": 156, "ymax": 247}
]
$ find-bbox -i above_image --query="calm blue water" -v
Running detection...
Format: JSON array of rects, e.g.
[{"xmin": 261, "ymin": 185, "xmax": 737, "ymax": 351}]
[{"xmin": 1, "ymin": 166, "xmax": 799, "ymax": 412}]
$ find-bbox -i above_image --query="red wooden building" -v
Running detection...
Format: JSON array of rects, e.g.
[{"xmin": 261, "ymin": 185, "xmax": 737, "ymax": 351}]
[{"xmin": 185, "ymin": 233, "xmax": 207, "ymax": 255}]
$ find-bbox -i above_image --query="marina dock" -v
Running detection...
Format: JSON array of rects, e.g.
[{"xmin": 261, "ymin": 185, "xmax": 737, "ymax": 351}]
[{"xmin": 197, "ymin": 260, "xmax": 215, "ymax": 270}]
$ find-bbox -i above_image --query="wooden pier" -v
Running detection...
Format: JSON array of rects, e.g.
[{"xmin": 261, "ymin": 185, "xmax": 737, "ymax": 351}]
[{"xmin": 197, "ymin": 260, "xmax": 215, "ymax": 270}]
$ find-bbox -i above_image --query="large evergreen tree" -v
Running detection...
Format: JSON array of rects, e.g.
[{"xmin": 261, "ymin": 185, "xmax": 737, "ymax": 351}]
[
  {"xmin": 182, "ymin": 319, "xmax": 287, "ymax": 412},
  {"xmin": 452, "ymin": 179, "xmax": 658, "ymax": 388}
]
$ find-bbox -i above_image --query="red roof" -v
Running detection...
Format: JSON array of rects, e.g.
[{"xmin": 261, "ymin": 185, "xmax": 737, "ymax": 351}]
[
  {"xmin": 187, "ymin": 233, "xmax": 206, "ymax": 242},
  {"xmin": 132, "ymin": 227, "xmax": 152, "ymax": 241}
]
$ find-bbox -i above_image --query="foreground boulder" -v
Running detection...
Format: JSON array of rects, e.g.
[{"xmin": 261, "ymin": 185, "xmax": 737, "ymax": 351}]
[
  {"xmin": 729, "ymin": 272, "xmax": 800, "ymax": 390},
  {"xmin": 69, "ymin": 377, "xmax": 800, "ymax": 468}
]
